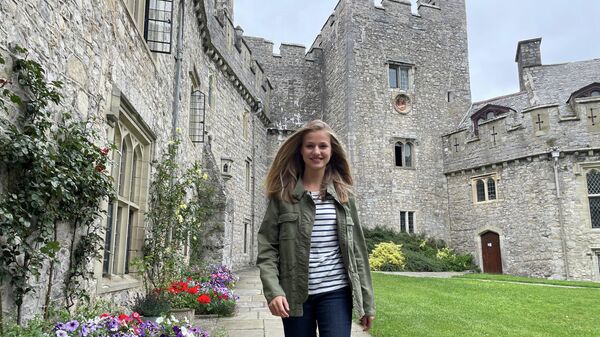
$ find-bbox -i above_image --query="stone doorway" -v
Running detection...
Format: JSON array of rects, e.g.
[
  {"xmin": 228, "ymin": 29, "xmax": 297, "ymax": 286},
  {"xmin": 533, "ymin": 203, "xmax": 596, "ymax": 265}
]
[{"xmin": 480, "ymin": 231, "xmax": 502, "ymax": 273}]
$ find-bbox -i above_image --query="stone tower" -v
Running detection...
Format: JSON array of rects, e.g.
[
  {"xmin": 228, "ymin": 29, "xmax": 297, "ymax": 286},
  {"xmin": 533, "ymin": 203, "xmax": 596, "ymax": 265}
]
[{"xmin": 248, "ymin": 0, "xmax": 471, "ymax": 239}]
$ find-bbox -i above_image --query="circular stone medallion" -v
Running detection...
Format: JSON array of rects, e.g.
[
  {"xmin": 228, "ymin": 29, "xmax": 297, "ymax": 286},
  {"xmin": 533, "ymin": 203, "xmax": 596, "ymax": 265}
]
[{"xmin": 393, "ymin": 94, "xmax": 411, "ymax": 113}]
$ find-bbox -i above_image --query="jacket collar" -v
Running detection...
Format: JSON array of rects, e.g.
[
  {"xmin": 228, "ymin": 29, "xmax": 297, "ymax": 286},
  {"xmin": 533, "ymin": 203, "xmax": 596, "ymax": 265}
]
[{"xmin": 292, "ymin": 177, "xmax": 343, "ymax": 204}]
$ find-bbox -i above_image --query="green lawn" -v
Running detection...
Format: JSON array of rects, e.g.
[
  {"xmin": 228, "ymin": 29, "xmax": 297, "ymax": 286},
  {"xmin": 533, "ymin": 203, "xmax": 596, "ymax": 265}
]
[
  {"xmin": 369, "ymin": 273, "xmax": 600, "ymax": 337},
  {"xmin": 456, "ymin": 273, "xmax": 600, "ymax": 289}
]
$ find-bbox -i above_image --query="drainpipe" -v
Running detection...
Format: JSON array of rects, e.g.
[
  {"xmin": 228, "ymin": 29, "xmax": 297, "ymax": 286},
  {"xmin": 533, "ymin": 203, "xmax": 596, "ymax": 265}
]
[
  {"xmin": 250, "ymin": 100, "xmax": 263, "ymax": 264},
  {"xmin": 168, "ymin": 0, "xmax": 185, "ymax": 243},
  {"xmin": 171, "ymin": 0, "xmax": 185, "ymax": 138},
  {"xmin": 551, "ymin": 148, "xmax": 570, "ymax": 279}
]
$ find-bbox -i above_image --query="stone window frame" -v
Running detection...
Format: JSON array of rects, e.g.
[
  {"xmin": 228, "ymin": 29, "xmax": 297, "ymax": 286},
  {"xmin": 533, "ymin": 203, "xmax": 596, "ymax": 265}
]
[
  {"xmin": 98, "ymin": 91, "xmax": 154, "ymax": 293},
  {"xmin": 585, "ymin": 168, "xmax": 600, "ymax": 229},
  {"xmin": 242, "ymin": 110, "xmax": 250, "ymax": 140},
  {"xmin": 189, "ymin": 69, "xmax": 206, "ymax": 143},
  {"xmin": 245, "ymin": 158, "xmax": 252, "ymax": 192},
  {"xmin": 393, "ymin": 138, "xmax": 415, "ymax": 169},
  {"xmin": 208, "ymin": 74, "xmax": 215, "ymax": 109},
  {"xmin": 594, "ymin": 249, "xmax": 600, "ymax": 281},
  {"xmin": 471, "ymin": 173, "xmax": 499, "ymax": 204},
  {"xmin": 122, "ymin": 0, "xmax": 174, "ymax": 54},
  {"xmin": 243, "ymin": 219, "xmax": 250, "ymax": 255},
  {"xmin": 400, "ymin": 211, "xmax": 415, "ymax": 234},
  {"xmin": 388, "ymin": 62, "xmax": 414, "ymax": 92}
]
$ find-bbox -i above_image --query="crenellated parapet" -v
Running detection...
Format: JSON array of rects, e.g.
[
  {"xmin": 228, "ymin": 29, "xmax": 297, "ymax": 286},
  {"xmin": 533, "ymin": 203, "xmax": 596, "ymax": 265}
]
[{"xmin": 192, "ymin": 0, "xmax": 271, "ymax": 125}]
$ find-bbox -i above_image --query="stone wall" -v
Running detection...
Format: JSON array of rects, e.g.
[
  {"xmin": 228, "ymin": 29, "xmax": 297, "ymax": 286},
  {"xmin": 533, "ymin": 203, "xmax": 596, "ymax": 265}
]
[
  {"xmin": 0, "ymin": 0, "xmax": 270, "ymax": 319},
  {"xmin": 446, "ymin": 150, "xmax": 600, "ymax": 280},
  {"xmin": 331, "ymin": 0, "xmax": 471, "ymax": 239}
]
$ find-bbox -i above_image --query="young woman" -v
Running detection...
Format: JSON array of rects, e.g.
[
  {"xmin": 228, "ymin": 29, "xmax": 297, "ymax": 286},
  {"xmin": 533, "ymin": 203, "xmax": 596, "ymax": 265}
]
[{"xmin": 256, "ymin": 120, "xmax": 375, "ymax": 337}]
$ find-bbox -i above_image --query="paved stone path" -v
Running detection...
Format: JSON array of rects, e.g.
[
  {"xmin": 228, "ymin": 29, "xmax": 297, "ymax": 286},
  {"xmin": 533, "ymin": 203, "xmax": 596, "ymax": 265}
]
[{"xmin": 195, "ymin": 267, "xmax": 372, "ymax": 337}]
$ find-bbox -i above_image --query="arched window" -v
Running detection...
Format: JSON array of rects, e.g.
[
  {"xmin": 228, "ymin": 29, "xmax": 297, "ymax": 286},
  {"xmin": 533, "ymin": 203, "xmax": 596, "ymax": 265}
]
[
  {"xmin": 472, "ymin": 175, "xmax": 499, "ymax": 203},
  {"xmin": 395, "ymin": 142, "xmax": 403, "ymax": 167},
  {"xmin": 486, "ymin": 112, "xmax": 495, "ymax": 120},
  {"xmin": 405, "ymin": 143, "xmax": 412, "ymax": 167},
  {"xmin": 476, "ymin": 180, "xmax": 486, "ymax": 202},
  {"xmin": 487, "ymin": 178, "xmax": 496, "ymax": 200},
  {"xmin": 118, "ymin": 141, "xmax": 128, "ymax": 196},
  {"xmin": 394, "ymin": 141, "xmax": 414, "ymax": 168},
  {"xmin": 591, "ymin": 90, "xmax": 600, "ymax": 97},
  {"xmin": 587, "ymin": 169, "xmax": 600, "ymax": 228}
]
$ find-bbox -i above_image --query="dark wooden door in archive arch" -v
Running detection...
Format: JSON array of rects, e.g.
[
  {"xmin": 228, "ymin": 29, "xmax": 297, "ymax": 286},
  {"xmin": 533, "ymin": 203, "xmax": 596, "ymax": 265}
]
[{"xmin": 481, "ymin": 231, "xmax": 502, "ymax": 274}]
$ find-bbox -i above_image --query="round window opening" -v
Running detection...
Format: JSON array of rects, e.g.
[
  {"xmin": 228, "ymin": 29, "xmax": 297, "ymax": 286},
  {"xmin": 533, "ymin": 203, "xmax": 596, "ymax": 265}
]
[{"xmin": 393, "ymin": 94, "xmax": 411, "ymax": 113}]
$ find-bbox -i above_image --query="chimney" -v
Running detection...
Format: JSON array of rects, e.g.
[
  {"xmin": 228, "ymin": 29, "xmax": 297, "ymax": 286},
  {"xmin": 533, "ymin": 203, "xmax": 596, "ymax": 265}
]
[{"xmin": 515, "ymin": 38, "xmax": 542, "ymax": 91}]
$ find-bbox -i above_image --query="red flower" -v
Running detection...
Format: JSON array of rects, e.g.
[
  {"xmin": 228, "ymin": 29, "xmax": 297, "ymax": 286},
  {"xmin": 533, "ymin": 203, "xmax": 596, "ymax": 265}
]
[
  {"xmin": 188, "ymin": 285, "xmax": 200, "ymax": 295},
  {"xmin": 100, "ymin": 313, "xmax": 111, "ymax": 318},
  {"xmin": 95, "ymin": 163, "xmax": 106, "ymax": 172},
  {"xmin": 118, "ymin": 313, "xmax": 131, "ymax": 322},
  {"xmin": 100, "ymin": 147, "xmax": 110, "ymax": 156},
  {"xmin": 197, "ymin": 294, "xmax": 211, "ymax": 304},
  {"xmin": 131, "ymin": 312, "xmax": 142, "ymax": 323}
]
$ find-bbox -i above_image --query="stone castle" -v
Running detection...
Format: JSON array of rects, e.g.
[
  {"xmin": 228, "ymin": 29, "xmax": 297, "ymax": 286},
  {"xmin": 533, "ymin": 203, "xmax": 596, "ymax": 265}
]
[{"xmin": 1, "ymin": 0, "xmax": 599, "ymax": 318}]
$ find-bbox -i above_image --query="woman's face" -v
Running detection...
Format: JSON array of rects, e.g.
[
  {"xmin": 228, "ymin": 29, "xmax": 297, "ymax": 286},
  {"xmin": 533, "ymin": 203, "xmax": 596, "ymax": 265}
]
[{"xmin": 301, "ymin": 130, "xmax": 332, "ymax": 172}]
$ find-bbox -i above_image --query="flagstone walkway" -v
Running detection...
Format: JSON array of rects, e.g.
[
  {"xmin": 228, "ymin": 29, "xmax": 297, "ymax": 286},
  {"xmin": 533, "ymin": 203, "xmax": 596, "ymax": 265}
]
[{"xmin": 195, "ymin": 267, "xmax": 372, "ymax": 337}]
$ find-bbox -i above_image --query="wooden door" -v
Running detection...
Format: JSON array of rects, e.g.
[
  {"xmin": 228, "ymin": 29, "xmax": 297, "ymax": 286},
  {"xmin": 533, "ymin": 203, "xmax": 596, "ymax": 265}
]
[{"xmin": 481, "ymin": 231, "xmax": 502, "ymax": 274}]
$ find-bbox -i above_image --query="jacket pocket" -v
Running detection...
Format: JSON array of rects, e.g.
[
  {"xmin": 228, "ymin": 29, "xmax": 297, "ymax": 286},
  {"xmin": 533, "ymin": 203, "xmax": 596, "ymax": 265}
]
[{"xmin": 278, "ymin": 212, "xmax": 298, "ymax": 274}]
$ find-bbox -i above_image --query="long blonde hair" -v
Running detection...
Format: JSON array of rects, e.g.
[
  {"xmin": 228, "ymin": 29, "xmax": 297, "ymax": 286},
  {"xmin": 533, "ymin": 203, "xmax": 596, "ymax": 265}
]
[{"xmin": 265, "ymin": 120, "xmax": 353, "ymax": 203}]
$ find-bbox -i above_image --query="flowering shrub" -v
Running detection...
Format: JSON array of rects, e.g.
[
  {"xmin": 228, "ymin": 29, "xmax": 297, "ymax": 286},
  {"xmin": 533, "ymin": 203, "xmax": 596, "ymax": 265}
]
[
  {"xmin": 53, "ymin": 312, "xmax": 210, "ymax": 337},
  {"xmin": 369, "ymin": 242, "xmax": 406, "ymax": 271}
]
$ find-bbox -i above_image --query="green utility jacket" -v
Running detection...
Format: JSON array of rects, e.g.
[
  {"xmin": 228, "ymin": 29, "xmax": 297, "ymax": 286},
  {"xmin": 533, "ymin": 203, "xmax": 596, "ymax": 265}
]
[{"xmin": 256, "ymin": 179, "xmax": 375, "ymax": 318}]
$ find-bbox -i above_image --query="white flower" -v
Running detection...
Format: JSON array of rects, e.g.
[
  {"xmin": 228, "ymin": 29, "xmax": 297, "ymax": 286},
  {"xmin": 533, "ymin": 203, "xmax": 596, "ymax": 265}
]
[
  {"xmin": 176, "ymin": 127, "xmax": 182, "ymax": 134},
  {"xmin": 178, "ymin": 214, "xmax": 184, "ymax": 223},
  {"xmin": 202, "ymin": 173, "xmax": 208, "ymax": 180},
  {"xmin": 156, "ymin": 316, "xmax": 164, "ymax": 324}
]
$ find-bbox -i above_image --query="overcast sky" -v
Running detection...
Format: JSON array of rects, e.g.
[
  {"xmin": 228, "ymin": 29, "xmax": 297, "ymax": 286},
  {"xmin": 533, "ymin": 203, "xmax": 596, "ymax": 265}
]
[{"xmin": 233, "ymin": 0, "xmax": 600, "ymax": 102}]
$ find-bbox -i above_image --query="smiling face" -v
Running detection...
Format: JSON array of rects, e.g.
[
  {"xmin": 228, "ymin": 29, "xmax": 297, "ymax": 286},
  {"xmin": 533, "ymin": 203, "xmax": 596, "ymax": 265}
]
[{"xmin": 301, "ymin": 130, "xmax": 332, "ymax": 173}]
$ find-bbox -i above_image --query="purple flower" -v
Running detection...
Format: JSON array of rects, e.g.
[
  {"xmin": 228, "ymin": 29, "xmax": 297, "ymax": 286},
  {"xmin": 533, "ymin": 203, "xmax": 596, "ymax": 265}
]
[
  {"xmin": 56, "ymin": 330, "xmax": 68, "ymax": 337},
  {"xmin": 55, "ymin": 322, "xmax": 67, "ymax": 330},
  {"xmin": 66, "ymin": 320, "xmax": 80, "ymax": 332},
  {"xmin": 106, "ymin": 318, "xmax": 119, "ymax": 331}
]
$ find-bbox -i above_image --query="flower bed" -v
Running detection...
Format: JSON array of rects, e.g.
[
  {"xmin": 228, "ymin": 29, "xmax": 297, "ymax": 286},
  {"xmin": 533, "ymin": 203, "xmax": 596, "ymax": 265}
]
[
  {"xmin": 162, "ymin": 264, "xmax": 239, "ymax": 317},
  {"xmin": 53, "ymin": 312, "xmax": 210, "ymax": 337}
]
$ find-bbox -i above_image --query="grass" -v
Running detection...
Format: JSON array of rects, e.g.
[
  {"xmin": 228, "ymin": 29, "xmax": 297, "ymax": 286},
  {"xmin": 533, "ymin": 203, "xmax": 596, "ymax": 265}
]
[
  {"xmin": 455, "ymin": 273, "xmax": 600, "ymax": 289},
  {"xmin": 369, "ymin": 273, "xmax": 600, "ymax": 337}
]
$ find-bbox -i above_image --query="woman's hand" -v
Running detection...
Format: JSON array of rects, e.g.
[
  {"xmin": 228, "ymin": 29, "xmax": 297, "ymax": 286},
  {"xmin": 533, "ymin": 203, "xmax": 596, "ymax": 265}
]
[
  {"xmin": 360, "ymin": 315, "xmax": 375, "ymax": 331},
  {"xmin": 268, "ymin": 295, "xmax": 290, "ymax": 318}
]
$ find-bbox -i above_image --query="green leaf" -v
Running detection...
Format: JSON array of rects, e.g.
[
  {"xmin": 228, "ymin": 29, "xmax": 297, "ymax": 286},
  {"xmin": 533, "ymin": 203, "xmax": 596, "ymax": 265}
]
[{"xmin": 40, "ymin": 241, "xmax": 61, "ymax": 258}]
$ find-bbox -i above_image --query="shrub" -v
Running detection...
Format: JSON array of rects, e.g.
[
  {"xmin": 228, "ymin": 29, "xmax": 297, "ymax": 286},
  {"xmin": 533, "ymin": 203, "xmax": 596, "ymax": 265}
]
[
  {"xmin": 369, "ymin": 242, "xmax": 406, "ymax": 271},
  {"xmin": 132, "ymin": 292, "xmax": 171, "ymax": 317},
  {"xmin": 364, "ymin": 226, "xmax": 478, "ymax": 272}
]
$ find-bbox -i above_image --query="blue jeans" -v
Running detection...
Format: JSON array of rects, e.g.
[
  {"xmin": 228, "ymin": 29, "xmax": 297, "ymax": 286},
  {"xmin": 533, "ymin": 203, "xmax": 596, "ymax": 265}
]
[{"xmin": 282, "ymin": 287, "xmax": 352, "ymax": 337}]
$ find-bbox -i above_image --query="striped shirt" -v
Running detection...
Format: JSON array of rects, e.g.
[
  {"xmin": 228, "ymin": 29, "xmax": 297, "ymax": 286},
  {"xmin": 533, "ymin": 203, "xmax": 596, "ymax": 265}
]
[{"xmin": 308, "ymin": 191, "xmax": 349, "ymax": 295}]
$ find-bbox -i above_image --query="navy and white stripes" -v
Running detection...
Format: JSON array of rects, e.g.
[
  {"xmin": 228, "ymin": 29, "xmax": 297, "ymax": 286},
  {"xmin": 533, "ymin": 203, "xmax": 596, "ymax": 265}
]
[{"xmin": 308, "ymin": 191, "xmax": 349, "ymax": 295}]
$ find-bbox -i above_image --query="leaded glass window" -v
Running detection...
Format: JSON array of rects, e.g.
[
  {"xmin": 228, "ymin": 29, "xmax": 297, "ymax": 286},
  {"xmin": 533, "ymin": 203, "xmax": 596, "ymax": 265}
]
[
  {"xmin": 476, "ymin": 180, "xmax": 486, "ymax": 202},
  {"xmin": 189, "ymin": 90, "xmax": 206, "ymax": 143},
  {"xmin": 144, "ymin": 0, "xmax": 174, "ymax": 53},
  {"xmin": 389, "ymin": 64, "xmax": 411, "ymax": 91},
  {"xmin": 473, "ymin": 175, "xmax": 498, "ymax": 203},
  {"xmin": 587, "ymin": 170, "xmax": 600, "ymax": 228},
  {"xmin": 487, "ymin": 178, "xmax": 496, "ymax": 200}
]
